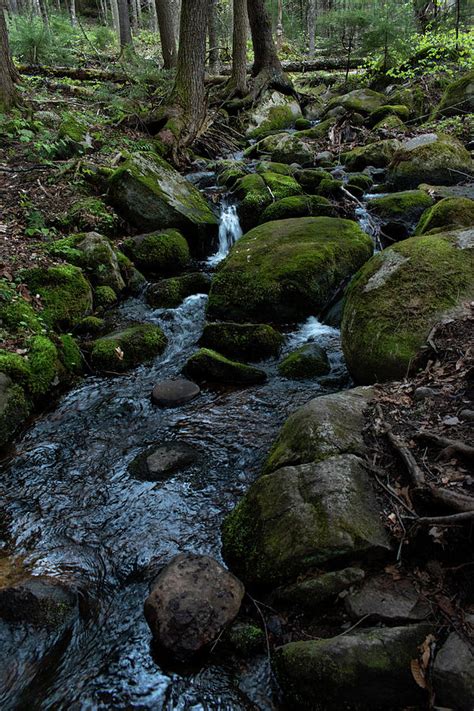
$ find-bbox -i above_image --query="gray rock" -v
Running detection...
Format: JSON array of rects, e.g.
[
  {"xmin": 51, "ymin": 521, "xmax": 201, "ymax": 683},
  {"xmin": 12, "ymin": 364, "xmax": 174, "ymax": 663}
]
[
  {"xmin": 77, "ymin": 232, "xmax": 126, "ymax": 293},
  {"xmin": 413, "ymin": 386, "xmax": 439, "ymax": 401},
  {"xmin": 151, "ymin": 379, "xmax": 200, "ymax": 407},
  {"xmin": 433, "ymin": 617, "xmax": 474, "ymax": 711},
  {"xmin": 144, "ymin": 553, "xmax": 245, "ymax": 662},
  {"xmin": 273, "ymin": 567, "xmax": 365, "ymax": 611},
  {"xmin": 129, "ymin": 442, "xmax": 200, "ymax": 481},
  {"xmin": 460, "ymin": 408, "xmax": 474, "ymax": 422},
  {"xmin": 274, "ymin": 623, "xmax": 433, "ymax": 709},
  {"xmin": 345, "ymin": 573, "xmax": 431, "ymax": 623},
  {"xmin": 264, "ymin": 386, "xmax": 375, "ymax": 474},
  {"xmin": 0, "ymin": 577, "xmax": 77, "ymax": 628},
  {"xmin": 315, "ymin": 150, "xmax": 334, "ymax": 167},
  {"xmin": 278, "ymin": 343, "xmax": 330, "ymax": 380},
  {"xmin": 222, "ymin": 454, "xmax": 391, "ymax": 587}
]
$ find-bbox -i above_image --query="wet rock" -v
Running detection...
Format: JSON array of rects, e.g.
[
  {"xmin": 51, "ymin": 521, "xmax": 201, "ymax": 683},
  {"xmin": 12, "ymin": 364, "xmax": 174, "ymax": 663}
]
[
  {"xmin": 200, "ymin": 322, "xmax": 283, "ymax": 362},
  {"xmin": 387, "ymin": 133, "xmax": 473, "ymax": 189},
  {"xmin": 146, "ymin": 273, "xmax": 211, "ymax": 309},
  {"xmin": 368, "ymin": 190, "xmax": 434, "ymax": 240},
  {"xmin": 129, "ymin": 442, "xmax": 200, "ymax": 481},
  {"xmin": 245, "ymin": 132, "xmax": 313, "ymax": 165},
  {"xmin": 0, "ymin": 373, "xmax": 30, "ymax": 448},
  {"xmin": 247, "ymin": 91, "xmax": 302, "ymax": 138},
  {"xmin": 415, "ymin": 196, "xmax": 474, "ymax": 235},
  {"xmin": 341, "ymin": 139, "xmax": 402, "ymax": 171},
  {"xmin": 345, "ymin": 573, "xmax": 431, "ymax": 623},
  {"xmin": 91, "ymin": 324, "xmax": 167, "ymax": 373},
  {"xmin": 122, "ymin": 229, "xmax": 190, "ymax": 274},
  {"xmin": 0, "ymin": 577, "xmax": 77, "ymax": 628},
  {"xmin": 341, "ymin": 228, "xmax": 474, "ymax": 384},
  {"xmin": 234, "ymin": 171, "xmax": 302, "ymax": 230},
  {"xmin": 274, "ymin": 623, "xmax": 433, "ymax": 709},
  {"xmin": 273, "ymin": 568, "xmax": 365, "ymax": 611},
  {"xmin": 413, "ymin": 386, "xmax": 438, "ymax": 401},
  {"xmin": 144, "ymin": 553, "xmax": 245, "ymax": 662},
  {"xmin": 322, "ymin": 88, "xmax": 387, "ymax": 117},
  {"xmin": 151, "ymin": 378, "xmax": 200, "ymax": 407},
  {"xmin": 183, "ymin": 349, "xmax": 267, "ymax": 385},
  {"xmin": 278, "ymin": 344, "xmax": 330, "ymax": 380},
  {"xmin": 222, "ymin": 454, "xmax": 390, "ymax": 587},
  {"xmin": 207, "ymin": 217, "xmax": 373, "ymax": 323},
  {"xmin": 433, "ymin": 615, "xmax": 474, "ymax": 711},
  {"xmin": 259, "ymin": 195, "xmax": 334, "ymax": 223},
  {"xmin": 265, "ymin": 386, "xmax": 375, "ymax": 474}
]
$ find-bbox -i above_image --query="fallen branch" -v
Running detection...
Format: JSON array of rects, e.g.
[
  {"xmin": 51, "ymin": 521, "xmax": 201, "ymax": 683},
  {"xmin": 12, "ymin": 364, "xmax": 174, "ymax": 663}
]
[
  {"xmin": 413, "ymin": 511, "xmax": 474, "ymax": 526},
  {"xmin": 415, "ymin": 431, "xmax": 474, "ymax": 461},
  {"xmin": 375, "ymin": 404, "xmax": 426, "ymax": 487},
  {"xmin": 17, "ymin": 64, "xmax": 128, "ymax": 83}
]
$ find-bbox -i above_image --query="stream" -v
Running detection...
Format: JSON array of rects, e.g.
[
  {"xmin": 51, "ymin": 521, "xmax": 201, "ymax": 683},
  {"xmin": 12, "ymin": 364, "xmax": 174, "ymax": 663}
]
[{"xmin": 0, "ymin": 148, "xmax": 381, "ymax": 710}]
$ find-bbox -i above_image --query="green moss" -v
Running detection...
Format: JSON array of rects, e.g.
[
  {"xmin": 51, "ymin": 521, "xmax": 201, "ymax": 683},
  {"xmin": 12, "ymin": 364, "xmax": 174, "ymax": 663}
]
[
  {"xmin": 0, "ymin": 376, "xmax": 30, "ymax": 448},
  {"xmin": 323, "ymin": 88, "xmax": 386, "ymax": 116},
  {"xmin": 28, "ymin": 336, "xmax": 60, "ymax": 397},
  {"xmin": 415, "ymin": 197, "xmax": 474, "ymax": 235},
  {"xmin": 294, "ymin": 118, "xmax": 335, "ymax": 139},
  {"xmin": 94, "ymin": 285, "xmax": 117, "ymax": 308},
  {"xmin": 342, "ymin": 139, "xmax": 401, "ymax": 171},
  {"xmin": 0, "ymin": 351, "xmax": 32, "ymax": 388},
  {"xmin": 341, "ymin": 230, "xmax": 474, "ymax": 384},
  {"xmin": 183, "ymin": 348, "xmax": 267, "ymax": 385},
  {"xmin": 245, "ymin": 133, "xmax": 313, "ymax": 165},
  {"xmin": 347, "ymin": 173, "xmax": 374, "ymax": 191},
  {"xmin": 293, "ymin": 168, "xmax": 332, "ymax": 192},
  {"xmin": 58, "ymin": 334, "xmax": 82, "ymax": 373},
  {"xmin": 218, "ymin": 165, "xmax": 247, "ymax": 189},
  {"xmin": 60, "ymin": 197, "xmax": 118, "ymax": 235},
  {"xmin": 0, "ymin": 282, "xmax": 41, "ymax": 333},
  {"xmin": 75, "ymin": 316, "xmax": 105, "ymax": 335},
  {"xmin": 294, "ymin": 118, "xmax": 312, "ymax": 131},
  {"xmin": 368, "ymin": 190, "xmax": 434, "ymax": 223},
  {"xmin": 255, "ymin": 161, "xmax": 292, "ymax": 176},
  {"xmin": 208, "ymin": 217, "xmax": 373, "ymax": 323},
  {"xmin": 22, "ymin": 265, "xmax": 93, "ymax": 330},
  {"xmin": 146, "ymin": 272, "xmax": 211, "ymax": 309},
  {"xmin": 260, "ymin": 195, "xmax": 334, "ymax": 223},
  {"xmin": 249, "ymin": 103, "xmax": 300, "ymax": 138},
  {"xmin": 227, "ymin": 623, "xmax": 264, "ymax": 656},
  {"xmin": 368, "ymin": 104, "xmax": 410, "ymax": 127},
  {"xmin": 58, "ymin": 113, "xmax": 88, "ymax": 143},
  {"xmin": 91, "ymin": 323, "xmax": 167, "ymax": 373},
  {"xmin": 278, "ymin": 344, "xmax": 330, "ymax": 379},
  {"xmin": 435, "ymin": 70, "xmax": 474, "ymax": 117},
  {"xmin": 373, "ymin": 115, "xmax": 406, "ymax": 131},
  {"xmin": 316, "ymin": 178, "xmax": 343, "ymax": 198},
  {"xmin": 200, "ymin": 322, "xmax": 283, "ymax": 361},
  {"xmin": 122, "ymin": 229, "xmax": 190, "ymax": 273}
]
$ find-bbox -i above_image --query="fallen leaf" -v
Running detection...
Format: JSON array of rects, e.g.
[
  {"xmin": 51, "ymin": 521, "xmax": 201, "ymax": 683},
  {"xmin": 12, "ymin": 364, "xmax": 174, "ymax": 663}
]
[{"xmin": 115, "ymin": 347, "xmax": 124, "ymax": 361}]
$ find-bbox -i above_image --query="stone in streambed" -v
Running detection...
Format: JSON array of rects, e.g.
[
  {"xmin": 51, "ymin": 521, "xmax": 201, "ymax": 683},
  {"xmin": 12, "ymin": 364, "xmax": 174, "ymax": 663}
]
[
  {"xmin": 341, "ymin": 139, "xmax": 402, "ymax": 171},
  {"xmin": 433, "ymin": 615, "xmax": 474, "ymax": 711},
  {"xmin": 245, "ymin": 132, "xmax": 313, "ymax": 165},
  {"xmin": 273, "ymin": 567, "xmax": 365, "ymax": 611},
  {"xmin": 183, "ymin": 349, "xmax": 267, "ymax": 385},
  {"xmin": 278, "ymin": 344, "xmax": 330, "ymax": 379},
  {"xmin": 259, "ymin": 195, "xmax": 334, "ymax": 223},
  {"xmin": 151, "ymin": 379, "xmax": 200, "ymax": 407},
  {"xmin": 122, "ymin": 229, "xmax": 190, "ymax": 274},
  {"xmin": 144, "ymin": 553, "xmax": 244, "ymax": 662},
  {"xmin": 0, "ymin": 576, "xmax": 77, "ymax": 628},
  {"xmin": 274, "ymin": 623, "xmax": 433, "ymax": 710},
  {"xmin": 129, "ymin": 441, "xmax": 200, "ymax": 481},
  {"xmin": 146, "ymin": 273, "xmax": 211, "ymax": 309},
  {"xmin": 415, "ymin": 196, "xmax": 474, "ymax": 235},
  {"xmin": 91, "ymin": 324, "xmax": 167, "ymax": 373},
  {"xmin": 234, "ymin": 171, "xmax": 302, "ymax": 230},
  {"xmin": 367, "ymin": 190, "xmax": 434, "ymax": 240},
  {"xmin": 345, "ymin": 573, "xmax": 431, "ymax": 623},
  {"xmin": 247, "ymin": 91, "xmax": 302, "ymax": 138},
  {"xmin": 200, "ymin": 322, "xmax": 283, "ymax": 362}
]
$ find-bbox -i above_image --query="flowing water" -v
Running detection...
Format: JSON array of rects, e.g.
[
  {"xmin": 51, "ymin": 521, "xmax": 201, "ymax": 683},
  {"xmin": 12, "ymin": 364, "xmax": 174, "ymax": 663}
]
[{"xmin": 207, "ymin": 204, "xmax": 243, "ymax": 266}]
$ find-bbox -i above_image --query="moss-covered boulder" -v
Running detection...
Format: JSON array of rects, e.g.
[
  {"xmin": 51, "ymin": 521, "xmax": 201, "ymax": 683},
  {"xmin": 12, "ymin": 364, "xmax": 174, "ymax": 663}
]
[
  {"xmin": 0, "ymin": 282, "xmax": 41, "ymax": 333},
  {"xmin": 373, "ymin": 114, "xmax": 406, "ymax": 131},
  {"xmin": 58, "ymin": 334, "xmax": 82, "ymax": 374},
  {"xmin": 122, "ymin": 229, "xmax": 190, "ymax": 274},
  {"xmin": 367, "ymin": 104, "xmax": 410, "ymax": 127},
  {"xmin": 347, "ymin": 173, "xmax": 374, "ymax": 192},
  {"xmin": 294, "ymin": 118, "xmax": 312, "ymax": 131},
  {"xmin": 200, "ymin": 322, "xmax": 283, "ymax": 361},
  {"xmin": 435, "ymin": 70, "xmax": 474, "ymax": 117},
  {"xmin": 26, "ymin": 335, "xmax": 62, "ymax": 397},
  {"xmin": 274, "ymin": 624, "xmax": 433, "ymax": 709},
  {"xmin": 108, "ymin": 152, "xmax": 218, "ymax": 249},
  {"xmin": 183, "ymin": 348, "xmax": 267, "ymax": 385},
  {"xmin": 91, "ymin": 324, "xmax": 167, "ymax": 372},
  {"xmin": 367, "ymin": 190, "xmax": 434, "ymax": 239},
  {"xmin": 415, "ymin": 197, "xmax": 474, "ymax": 235},
  {"xmin": 322, "ymin": 88, "xmax": 386, "ymax": 117},
  {"xmin": 247, "ymin": 91, "xmax": 302, "ymax": 138},
  {"xmin": 0, "ymin": 373, "xmax": 30, "ymax": 448},
  {"xmin": 245, "ymin": 133, "xmax": 313, "ymax": 165},
  {"xmin": 60, "ymin": 197, "xmax": 118, "ymax": 235},
  {"xmin": 316, "ymin": 177, "xmax": 343, "ymax": 198},
  {"xmin": 264, "ymin": 386, "xmax": 375, "ymax": 475},
  {"xmin": 94, "ymin": 285, "xmax": 117, "ymax": 308},
  {"xmin": 342, "ymin": 139, "xmax": 401, "ymax": 171},
  {"xmin": 22, "ymin": 265, "xmax": 93, "ymax": 330},
  {"xmin": 387, "ymin": 133, "xmax": 473, "ymax": 189},
  {"xmin": 57, "ymin": 113, "xmax": 91, "ymax": 157},
  {"xmin": 341, "ymin": 229, "xmax": 474, "ymax": 384},
  {"xmin": 146, "ymin": 272, "xmax": 211, "ymax": 309},
  {"xmin": 208, "ymin": 217, "xmax": 373, "ymax": 323},
  {"xmin": 278, "ymin": 344, "xmax": 330, "ymax": 379},
  {"xmin": 293, "ymin": 168, "xmax": 332, "ymax": 192},
  {"xmin": 216, "ymin": 161, "xmax": 247, "ymax": 189},
  {"xmin": 221, "ymin": 454, "xmax": 390, "ymax": 587},
  {"xmin": 294, "ymin": 118, "xmax": 336, "ymax": 140},
  {"xmin": 75, "ymin": 232, "xmax": 125, "ymax": 292},
  {"xmin": 259, "ymin": 195, "xmax": 334, "ymax": 223},
  {"xmin": 255, "ymin": 161, "xmax": 292, "ymax": 176},
  {"xmin": 235, "ymin": 172, "xmax": 302, "ymax": 230}
]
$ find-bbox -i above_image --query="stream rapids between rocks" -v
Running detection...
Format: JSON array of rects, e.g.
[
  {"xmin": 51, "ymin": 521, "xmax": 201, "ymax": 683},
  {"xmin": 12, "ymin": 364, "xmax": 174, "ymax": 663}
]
[{"xmin": 0, "ymin": 150, "xmax": 381, "ymax": 710}]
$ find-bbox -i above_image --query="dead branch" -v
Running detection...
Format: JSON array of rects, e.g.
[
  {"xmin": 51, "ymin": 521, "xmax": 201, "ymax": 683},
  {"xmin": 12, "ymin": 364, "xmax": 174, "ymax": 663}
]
[
  {"xmin": 375, "ymin": 404, "xmax": 426, "ymax": 487},
  {"xmin": 413, "ymin": 511, "xmax": 474, "ymax": 526}
]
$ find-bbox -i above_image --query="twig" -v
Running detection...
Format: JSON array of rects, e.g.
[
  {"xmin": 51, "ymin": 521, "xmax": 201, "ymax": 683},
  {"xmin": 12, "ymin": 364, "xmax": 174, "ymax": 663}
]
[
  {"xmin": 375, "ymin": 404, "xmax": 426, "ymax": 487},
  {"xmin": 413, "ymin": 511, "xmax": 474, "ymax": 526}
]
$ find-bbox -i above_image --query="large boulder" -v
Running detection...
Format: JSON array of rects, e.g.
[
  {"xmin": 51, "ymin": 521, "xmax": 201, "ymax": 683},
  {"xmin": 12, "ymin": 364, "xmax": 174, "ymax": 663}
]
[
  {"xmin": 245, "ymin": 132, "xmax": 313, "ymax": 165},
  {"xmin": 91, "ymin": 323, "xmax": 167, "ymax": 372},
  {"xmin": 200, "ymin": 322, "xmax": 283, "ymax": 361},
  {"xmin": 207, "ymin": 217, "xmax": 373, "ymax": 323},
  {"xmin": 387, "ymin": 133, "xmax": 473, "ymax": 189},
  {"xmin": 433, "ymin": 617, "xmax": 474, "ymax": 711},
  {"xmin": 367, "ymin": 190, "xmax": 434, "ymax": 240},
  {"xmin": 247, "ymin": 91, "xmax": 302, "ymax": 138},
  {"xmin": 278, "ymin": 343, "xmax": 330, "ymax": 379},
  {"xmin": 274, "ymin": 624, "xmax": 433, "ymax": 709},
  {"xmin": 183, "ymin": 348, "xmax": 267, "ymax": 385},
  {"xmin": 259, "ymin": 195, "xmax": 334, "ymax": 223},
  {"xmin": 146, "ymin": 273, "xmax": 211, "ymax": 309},
  {"xmin": 435, "ymin": 70, "xmax": 474, "ymax": 117},
  {"xmin": 264, "ymin": 386, "xmax": 375, "ymax": 475},
  {"xmin": 0, "ymin": 373, "xmax": 30, "ymax": 448},
  {"xmin": 234, "ymin": 172, "xmax": 302, "ymax": 230},
  {"xmin": 415, "ymin": 197, "xmax": 474, "ymax": 235},
  {"xmin": 108, "ymin": 152, "xmax": 218, "ymax": 249},
  {"xmin": 22, "ymin": 265, "xmax": 93, "ymax": 330},
  {"xmin": 144, "ymin": 553, "xmax": 244, "ymax": 662},
  {"xmin": 221, "ymin": 454, "xmax": 390, "ymax": 587},
  {"xmin": 122, "ymin": 229, "xmax": 190, "ymax": 274},
  {"xmin": 75, "ymin": 232, "xmax": 125, "ymax": 292},
  {"xmin": 322, "ymin": 88, "xmax": 387, "ymax": 117},
  {"xmin": 341, "ymin": 229, "xmax": 474, "ymax": 384},
  {"xmin": 341, "ymin": 139, "xmax": 401, "ymax": 171}
]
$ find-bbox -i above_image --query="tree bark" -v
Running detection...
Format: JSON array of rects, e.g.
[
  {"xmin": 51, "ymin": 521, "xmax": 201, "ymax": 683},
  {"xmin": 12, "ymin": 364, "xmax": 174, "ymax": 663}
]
[
  {"xmin": 246, "ymin": 0, "xmax": 292, "ymax": 94},
  {"xmin": 276, "ymin": 0, "xmax": 283, "ymax": 51},
  {"xmin": 118, "ymin": 0, "xmax": 133, "ymax": 48},
  {"xmin": 69, "ymin": 0, "xmax": 77, "ymax": 26},
  {"xmin": 148, "ymin": 0, "xmax": 158, "ymax": 32},
  {"xmin": 110, "ymin": 0, "xmax": 120, "ymax": 35},
  {"xmin": 307, "ymin": 0, "xmax": 316, "ymax": 57},
  {"xmin": 208, "ymin": 0, "xmax": 220, "ymax": 74},
  {"xmin": 0, "ymin": 0, "xmax": 19, "ymax": 110},
  {"xmin": 230, "ymin": 0, "xmax": 247, "ymax": 95},
  {"xmin": 156, "ymin": 0, "xmax": 177, "ymax": 69}
]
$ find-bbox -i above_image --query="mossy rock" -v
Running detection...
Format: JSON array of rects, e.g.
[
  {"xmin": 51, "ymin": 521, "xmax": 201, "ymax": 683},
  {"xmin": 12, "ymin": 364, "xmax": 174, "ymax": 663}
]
[
  {"xmin": 322, "ymin": 88, "xmax": 387, "ymax": 117},
  {"xmin": 91, "ymin": 323, "xmax": 167, "ymax": 373},
  {"xmin": 293, "ymin": 168, "xmax": 332, "ymax": 192},
  {"xmin": 260, "ymin": 195, "xmax": 334, "ymax": 223},
  {"xmin": 108, "ymin": 152, "xmax": 218, "ymax": 250},
  {"xmin": 255, "ymin": 161, "xmax": 292, "ymax": 176},
  {"xmin": 208, "ymin": 217, "xmax": 373, "ymax": 323},
  {"xmin": 56, "ymin": 113, "xmax": 90, "ymax": 157},
  {"xmin": 122, "ymin": 229, "xmax": 190, "ymax": 274},
  {"xmin": 27, "ymin": 335, "xmax": 61, "ymax": 397},
  {"xmin": 227, "ymin": 622, "xmax": 264, "ymax": 656},
  {"xmin": 146, "ymin": 272, "xmax": 211, "ymax": 309},
  {"xmin": 115, "ymin": 251, "xmax": 146, "ymax": 295},
  {"xmin": 387, "ymin": 133, "xmax": 473, "ymax": 189},
  {"xmin": 294, "ymin": 118, "xmax": 312, "ymax": 131},
  {"xmin": 200, "ymin": 322, "xmax": 283, "ymax": 361},
  {"xmin": 435, "ymin": 70, "xmax": 474, "ymax": 117},
  {"xmin": 75, "ymin": 316, "xmax": 105, "ymax": 336},
  {"xmin": 60, "ymin": 198, "xmax": 118, "ymax": 236},
  {"xmin": 183, "ymin": 348, "xmax": 267, "ymax": 385},
  {"xmin": 367, "ymin": 190, "xmax": 434, "ymax": 239},
  {"xmin": 342, "ymin": 139, "xmax": 401, "ymax": 171},
  {"xmin": 221, "ymin": 454, "xmax": 390, "ymax": 587},
  {"xmin": 316, "ymin": 178, "xmax": 343, "ymax": 198},
  {"xmin": 245, "ymin": 133, "xmax": 313, "ymax": 165},
  {"xmin": 415, "ymin": 197, "xmax": 474, "ymax": 235},
  {"xmin": 274, "ymin": 624, "xmax": 433, "ymax": 709},
  {"xmin": 0, "ymin": 373, "xmax": 30, "ymax": 448},
  {"xmin": 0, "ymin": 350, "xmax": 32, "ymax": 390},
  {"xmin": 0, "ymin": 282, "xmax": 41, "ymax": 333},
  {"xmin": 278, "ymin": 344, "xmax": 330, "ymax": 379},
  {"xmin": 94, "ymin": 285, "xmax": 117, "ymax": 308},
  {"xmin": 373, "ymin": 115, "xmax": 406, "ymax": 131},
  {"xmin": 247, "ymin": 92, "xmax": 302, "ymax": 138},
  {"xmin": 58, "ymin": 334, "xmax": 82, "ymax": 374},
  {"xmin": 294, "ymin": 118, "xmax": 336, "ymax": 140},
  {"xmin": 367, "ymin": 104, "xmax": 410, "ymax": 127},
  {"xmin": 21, "ymin": 265, "xmax": 93, "ymax": 330},
  {"xmin": 235, "ymin": 172, "xmax": 302, "ymax": 230},
  {"xmin": 346, "ymin": 173, "xmax": 374, "ymax": 192},
  {"xmin": 341, "ymin": 229, "xmax": 474, "ymax": 384}
]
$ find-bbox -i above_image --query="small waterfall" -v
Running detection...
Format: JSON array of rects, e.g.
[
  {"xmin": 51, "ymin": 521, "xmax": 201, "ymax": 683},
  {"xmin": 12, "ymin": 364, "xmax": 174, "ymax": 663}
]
[{"xmin": 207, "ymin": 203, "xmax": 242, "ymax": 266}]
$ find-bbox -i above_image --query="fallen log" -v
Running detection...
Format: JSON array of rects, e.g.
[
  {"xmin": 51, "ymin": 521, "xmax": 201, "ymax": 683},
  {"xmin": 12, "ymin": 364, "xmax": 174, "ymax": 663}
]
[
  {"xmin": 17, "ymin": 64, "xmax": 128, "ymax": 83},
  {"xmin": 218, "ymin": 58, "xmax": 362, "ymax": 75}
]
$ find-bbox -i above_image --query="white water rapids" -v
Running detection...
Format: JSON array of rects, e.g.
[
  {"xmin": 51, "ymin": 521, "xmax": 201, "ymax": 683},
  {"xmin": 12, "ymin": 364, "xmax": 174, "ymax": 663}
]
[{"xmin": 207, "ymin": 203, "xmax": 243, "ymax": 266}]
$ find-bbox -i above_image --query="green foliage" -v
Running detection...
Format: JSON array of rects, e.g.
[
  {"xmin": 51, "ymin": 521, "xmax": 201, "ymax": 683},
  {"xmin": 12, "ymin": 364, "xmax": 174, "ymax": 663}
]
[{"xmin": 9, "ymin": 13, "xmax": 83, "ymax": 65}]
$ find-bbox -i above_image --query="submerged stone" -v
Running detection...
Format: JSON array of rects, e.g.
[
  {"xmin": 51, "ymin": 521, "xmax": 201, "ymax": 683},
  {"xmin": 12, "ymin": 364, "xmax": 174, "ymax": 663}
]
[
  {"xmin": 278, "ymin": 343, "xmax": 330, "ymax": 379},
  {"xmin": 200, "ymin": 322, "xmax": 283, "ymax": 362},
  {"xmin": 91, "ymin": 324, "xmax": 167, "ymax": 373},
  {"xmin": 129, "ymin": 442, "xmax": 200, "ymax": 481},
  {"xmin": 151, "ymin": 378, "xmax": 200, "ymax": 407}
]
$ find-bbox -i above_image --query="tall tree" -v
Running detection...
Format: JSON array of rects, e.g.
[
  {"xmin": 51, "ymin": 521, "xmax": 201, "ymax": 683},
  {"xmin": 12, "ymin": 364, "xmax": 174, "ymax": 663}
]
[
  {"xmin": 230, "ymin": 0, "xmax": 248, "ymax": 95},
  {"xmin": 118, "ymin": 0, "xmax": 133, "ymax": 48},
  {"xmin": 246, "ymin": 0, "xmax": 292, "ymax": 94},
  {"xmin": 0, "ymin": 0, "xmax": 19, "ymax": 110},
  {"xmin": 208, "ymin": 0, "xmax": 220, "ymax": 73},
  {"xmin": 307, "ymin": 0, "xmax": 317, "ymax": 57},
  {"xmin": 156, "ymin": 0, "xmax": 177, "ymax": 69}
]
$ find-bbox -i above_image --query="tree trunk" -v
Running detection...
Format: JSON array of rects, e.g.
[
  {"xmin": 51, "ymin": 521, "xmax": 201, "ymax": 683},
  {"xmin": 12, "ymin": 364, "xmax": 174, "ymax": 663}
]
[
  {"xmin": 0, "ymin": 0, "xmax": 19, "ymax": 110},
  {"xmin": 148, "ymin": 0, "xmax": 158, "ymax": 32},
  {"xmin": 118, "ymin": 0, "xmax": 133, "ymax": 48},
  {"xmin": 69, "ymin": 0, "xmax": 77, "ymax": 26},
  {"xmin": 307, "ymin": 0, "xmax": 316, "ymax": 57},
  {"xmin": 156, "ymin": 0, "xmax": 177, "ymax": 69},
  {"xmin": 246, "ymin": 0, "xmax": 292, "ymax": 94},
  {"xmin": 110, "ymin": 0, "xmax": 120, "ymax": 34},
  {"xmin": 276, "ymin": 0, "xmax": 283, "ymax": 51},
  {"xmin": 208, "ymin": 0, "xmax": 220, "ymax": 74},
  {"xmin": 130, "ymin": 0, "xmax": 138, "ymax": 32},
  {"xmin": 230, "ymin": 0, "xmax": 247, "ymax": 95}
]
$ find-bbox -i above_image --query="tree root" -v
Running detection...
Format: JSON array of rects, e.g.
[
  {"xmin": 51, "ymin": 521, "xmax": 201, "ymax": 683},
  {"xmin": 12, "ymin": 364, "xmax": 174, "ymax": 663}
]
[{"xmin": 415, "ymin": 431, "xmax": 474, "ymax": 462}]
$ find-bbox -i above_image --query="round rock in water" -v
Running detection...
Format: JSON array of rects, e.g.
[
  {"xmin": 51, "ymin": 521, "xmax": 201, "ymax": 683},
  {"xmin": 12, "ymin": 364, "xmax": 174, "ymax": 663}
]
[
  {"xmin": 151, "ymin": 378, "xmax": 200, "ymax": 407},
  {"xmin": 144, "ymin": 553, "xmax": 245, "ymax": 662},
  {"xmin": 129, "ymin": 442, "xmax": 199, "ymax": 482}
]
